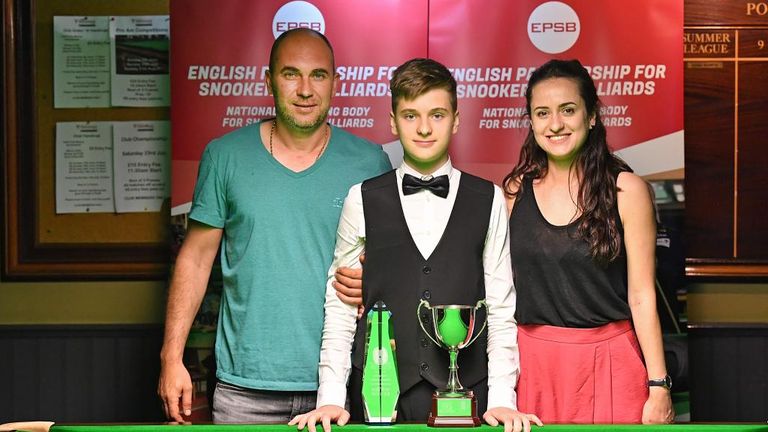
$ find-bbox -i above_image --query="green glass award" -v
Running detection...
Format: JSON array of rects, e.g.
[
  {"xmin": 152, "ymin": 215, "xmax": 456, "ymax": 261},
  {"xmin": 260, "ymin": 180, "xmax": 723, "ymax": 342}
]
[
  {"xmin": 418, "ymin": 300, "xmax": 488, "ymax": 427},
  {"xmin": 361, "ymin": 300, "xmax": 400, "ymax": 424}
]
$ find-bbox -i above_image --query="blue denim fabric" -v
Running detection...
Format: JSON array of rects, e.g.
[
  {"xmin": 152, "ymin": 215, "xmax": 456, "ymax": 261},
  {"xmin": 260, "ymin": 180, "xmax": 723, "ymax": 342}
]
[{"xmin": 212, "ymin": 381, "xmax": 317, "ymax": 424}]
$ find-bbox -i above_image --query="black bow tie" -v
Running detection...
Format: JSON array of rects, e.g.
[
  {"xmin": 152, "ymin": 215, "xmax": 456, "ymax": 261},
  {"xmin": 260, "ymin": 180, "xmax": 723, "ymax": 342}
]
[{"xmin": 402, "ymin": 173, "xmax": 450, "ymax": 198}]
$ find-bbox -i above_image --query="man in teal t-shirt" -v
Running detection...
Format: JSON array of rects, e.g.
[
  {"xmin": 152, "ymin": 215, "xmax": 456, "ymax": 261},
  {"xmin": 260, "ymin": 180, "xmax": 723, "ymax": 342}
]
[{"xmin": 157, "ymin": 28, "xmax": 391, "ymax": 424}]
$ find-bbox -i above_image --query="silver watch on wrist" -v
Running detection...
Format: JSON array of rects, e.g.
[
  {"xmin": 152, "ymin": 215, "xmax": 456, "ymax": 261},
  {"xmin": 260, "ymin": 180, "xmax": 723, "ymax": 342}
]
[{"xmin": 648, "ymin": 374, "xmax": 672, "ymax": 390}]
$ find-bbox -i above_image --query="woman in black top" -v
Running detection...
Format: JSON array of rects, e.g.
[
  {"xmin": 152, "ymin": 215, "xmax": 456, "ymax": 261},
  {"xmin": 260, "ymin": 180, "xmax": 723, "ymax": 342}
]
[{"xmin": 503, "ymin": 59, "xmax": 673, "ymax": 424}]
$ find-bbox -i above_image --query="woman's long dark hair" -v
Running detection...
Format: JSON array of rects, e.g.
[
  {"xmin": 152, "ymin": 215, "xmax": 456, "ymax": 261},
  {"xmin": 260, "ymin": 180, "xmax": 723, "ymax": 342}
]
[{"xmin": 503, "ymin": 59, "xmax": 632, "ymax": 265}]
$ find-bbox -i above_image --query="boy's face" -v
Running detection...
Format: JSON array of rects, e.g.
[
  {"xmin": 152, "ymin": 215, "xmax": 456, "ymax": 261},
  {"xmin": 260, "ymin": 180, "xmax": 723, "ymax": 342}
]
[{"xmin": 390, "ymin": 88, "xmax": 458, "ymax": 175}]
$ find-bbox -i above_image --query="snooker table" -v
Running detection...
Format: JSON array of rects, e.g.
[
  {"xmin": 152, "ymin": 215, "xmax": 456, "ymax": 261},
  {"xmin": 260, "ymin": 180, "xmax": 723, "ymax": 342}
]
[{"xmin": 43, "ymin": 425, "xmax": 768, "ymax": 432}]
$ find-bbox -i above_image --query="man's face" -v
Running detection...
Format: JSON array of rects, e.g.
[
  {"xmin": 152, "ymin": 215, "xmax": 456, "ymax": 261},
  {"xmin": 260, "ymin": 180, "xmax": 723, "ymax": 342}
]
[
  {"xmin": 266, "ymin": 33, "xmax": 338, "ymax": 134},
  {"xmin": 390, "ymin": 88, "xmax": 458, "ymax": 174}
]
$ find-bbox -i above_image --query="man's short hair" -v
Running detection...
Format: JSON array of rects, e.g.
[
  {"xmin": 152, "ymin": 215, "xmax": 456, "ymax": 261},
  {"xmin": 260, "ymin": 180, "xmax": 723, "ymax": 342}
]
[
  {"xmin": 389, "ymin": 58, "xmax": 457, "ymax": 112},
  {"xmin": 269, "ymin": 28, "xmax": 335, "ymax": 72}
]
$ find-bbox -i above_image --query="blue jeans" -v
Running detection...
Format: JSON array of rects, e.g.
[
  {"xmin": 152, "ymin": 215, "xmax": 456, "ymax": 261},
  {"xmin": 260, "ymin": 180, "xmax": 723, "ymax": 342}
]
[{"xmin": 212, "ymin": 380, "xmax": 317, "ymax": 424}]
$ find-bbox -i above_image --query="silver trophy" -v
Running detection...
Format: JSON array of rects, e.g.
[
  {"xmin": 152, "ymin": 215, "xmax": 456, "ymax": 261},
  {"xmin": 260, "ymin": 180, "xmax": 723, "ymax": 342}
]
[{"xmin": 417, "ymin": 300, "xmax": 488, "ymax": 427}]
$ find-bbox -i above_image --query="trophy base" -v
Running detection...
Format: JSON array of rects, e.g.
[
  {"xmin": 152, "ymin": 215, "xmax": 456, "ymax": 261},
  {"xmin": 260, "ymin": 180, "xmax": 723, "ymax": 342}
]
[{"xmin": 427, "ymin": 390, "xmax": 481, "ymax": 427}]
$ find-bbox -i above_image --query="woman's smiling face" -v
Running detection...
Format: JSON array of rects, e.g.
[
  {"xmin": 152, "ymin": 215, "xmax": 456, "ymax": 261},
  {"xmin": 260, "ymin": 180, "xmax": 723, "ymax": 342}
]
[{"xmin": 529, "ymin": 77, "xmax": 596, "ymax": 164}]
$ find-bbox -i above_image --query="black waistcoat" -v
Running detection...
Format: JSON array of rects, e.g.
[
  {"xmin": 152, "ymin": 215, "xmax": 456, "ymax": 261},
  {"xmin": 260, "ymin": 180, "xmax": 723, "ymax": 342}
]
[{"xmin": 351, "ymin": 170, "xmax": 494, "ymax": 393}]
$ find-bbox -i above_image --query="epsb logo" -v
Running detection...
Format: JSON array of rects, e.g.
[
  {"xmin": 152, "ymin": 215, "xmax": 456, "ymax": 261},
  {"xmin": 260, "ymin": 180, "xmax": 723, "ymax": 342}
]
[
  {"xmin": 272, "ymin": 1, "xmax": 325, "ymax": 39},
  {"xmin": 527, "ymin": 1, "xmax": 580, "ymax": 54}
]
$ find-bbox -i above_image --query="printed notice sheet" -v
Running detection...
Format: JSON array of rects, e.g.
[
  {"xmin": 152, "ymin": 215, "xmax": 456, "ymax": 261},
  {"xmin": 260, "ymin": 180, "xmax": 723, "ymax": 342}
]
[
  {"xmin": 109, "ymin": 16, "xmax": 170, "ymax": 107},
  {"xmin": 55, "ymin": 122, "xmax": 115, "ymax": 213},
  {"xmin": 53, "ymin": 16, "xmax": 110, "ymax": 108},
  {"xmin": 113, "ymin": 121, "xmax": 170, "ymax": 212}
]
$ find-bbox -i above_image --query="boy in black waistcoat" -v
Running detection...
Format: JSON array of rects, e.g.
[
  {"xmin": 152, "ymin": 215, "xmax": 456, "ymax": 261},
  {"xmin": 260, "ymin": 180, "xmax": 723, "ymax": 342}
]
[{"xmin": 290, "ymin": 58, "xmax": 541, "ymax": 432}]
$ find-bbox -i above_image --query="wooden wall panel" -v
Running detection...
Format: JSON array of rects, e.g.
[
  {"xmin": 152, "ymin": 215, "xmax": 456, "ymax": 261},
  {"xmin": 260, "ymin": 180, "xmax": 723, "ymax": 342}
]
[
  {"xmin": 38, "ymin": 337, "xmax": 67, "ymax": 419},
  {"xmin": 0, "ymin": 326, "xmax": 164, "ymax": 423},
  {"xmin": 688, "ymin": 326, "xmax": 768, "ymax": 421},
  {"xmin": 683, "ymin": 63, "xmax": 735, "ymax": 258},
  {"xmin": 737, "ymin": 61, "xmax": 768, "ymax": 258}
]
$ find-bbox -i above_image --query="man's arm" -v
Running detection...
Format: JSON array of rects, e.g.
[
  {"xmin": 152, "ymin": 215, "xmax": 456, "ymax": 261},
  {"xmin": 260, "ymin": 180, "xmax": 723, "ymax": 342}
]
[
  {"xmin": 158, "ymin": 221, "xmax": 222, "ymax": 423},
  {"xmin": 482, "ymin": 186, "xmax": 542, "ymax": 432}
]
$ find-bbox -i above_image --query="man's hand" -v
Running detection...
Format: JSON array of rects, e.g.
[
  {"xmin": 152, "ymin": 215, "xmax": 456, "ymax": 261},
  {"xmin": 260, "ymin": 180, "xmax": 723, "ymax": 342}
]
[
  {"xmin": 483, "ymin": 407, "xmax": 543, "ymax": 432},
  {"xmin": 157, "ymin": 360, "xmax": 193, "ymax": 423},
  {"xmin": 289, "ymin": 405, "xmax": 349, "ymax": 432},
  {"xmin": 642, "ymin": 387, "xmax": 674, "ymax": 424},
  {"xmin": 333, "ymin": 254, "xmax": 366, "ymax": 318},
  {"xmin": 333, "ymin": 266, "xmax": 363, "ymax": 306}
]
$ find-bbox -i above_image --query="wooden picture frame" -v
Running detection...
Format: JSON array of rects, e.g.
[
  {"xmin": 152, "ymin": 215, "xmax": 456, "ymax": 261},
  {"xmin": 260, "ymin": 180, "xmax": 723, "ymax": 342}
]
[{"xmin": 3, "ymin": 0, "xmax": 170, "ymax": 280}]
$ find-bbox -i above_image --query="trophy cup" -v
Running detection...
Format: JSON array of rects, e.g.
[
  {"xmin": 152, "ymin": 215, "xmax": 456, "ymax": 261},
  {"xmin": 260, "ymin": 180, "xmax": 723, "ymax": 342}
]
[
  {"xmin": 361, "ymin": 301, "xmax": 400, "ymax": 424},
  {"xmin": 418, "ymin": 299, "xmax": 488, "ymax": 427}
]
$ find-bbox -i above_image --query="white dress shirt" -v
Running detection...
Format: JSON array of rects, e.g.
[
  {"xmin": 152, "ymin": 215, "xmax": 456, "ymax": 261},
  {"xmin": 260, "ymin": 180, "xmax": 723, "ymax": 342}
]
[{"xmin": 316, "ymin": 159, "xmax": 520, "ymax": 411}]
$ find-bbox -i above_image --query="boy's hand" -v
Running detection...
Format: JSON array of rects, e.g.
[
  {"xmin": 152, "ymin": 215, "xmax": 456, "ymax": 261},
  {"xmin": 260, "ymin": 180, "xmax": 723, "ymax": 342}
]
[
  {"xmin": 483, "ymin": 407, "xmax": 543, "ymax": 432},
  {"xmin": 289, "ymin": 405, "xmax": 349, "ymax": 432}
]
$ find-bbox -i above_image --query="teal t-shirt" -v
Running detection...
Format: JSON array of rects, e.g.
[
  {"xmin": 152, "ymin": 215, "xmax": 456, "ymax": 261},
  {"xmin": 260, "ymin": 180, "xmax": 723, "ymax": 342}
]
[{"xmin": 189, "ymin": 121, "xmax": 391, "ymax": 391}]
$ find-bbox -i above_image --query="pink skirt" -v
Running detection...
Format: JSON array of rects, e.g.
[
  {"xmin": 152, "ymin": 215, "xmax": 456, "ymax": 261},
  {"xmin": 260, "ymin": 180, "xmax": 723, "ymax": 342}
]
[{"xmin": 516, "ymin": 320, "xmax": 648, "ymax": 424}]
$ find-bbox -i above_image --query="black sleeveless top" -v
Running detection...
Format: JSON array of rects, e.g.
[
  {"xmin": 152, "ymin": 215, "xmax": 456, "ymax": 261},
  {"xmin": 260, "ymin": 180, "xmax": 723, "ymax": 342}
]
[{"xmin": 509, "ymin": 176, "xmax": 631, "ymax": 327}]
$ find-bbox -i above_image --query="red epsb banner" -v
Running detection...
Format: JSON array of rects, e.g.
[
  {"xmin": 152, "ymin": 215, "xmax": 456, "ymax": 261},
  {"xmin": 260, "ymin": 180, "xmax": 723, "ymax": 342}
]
[
  {"xmin": 428, "ymin": 0, "xmax": 683, "ymax": 187},
  {"xmin": 171, "ymin": 0, "xmax": 682, "ymax": 214}
]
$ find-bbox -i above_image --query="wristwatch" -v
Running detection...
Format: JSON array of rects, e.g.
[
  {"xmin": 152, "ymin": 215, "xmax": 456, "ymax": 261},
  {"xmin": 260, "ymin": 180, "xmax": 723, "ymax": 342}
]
[{"xmin": 648, "ymin": 374, "xmax": 672, "ymax": 390}]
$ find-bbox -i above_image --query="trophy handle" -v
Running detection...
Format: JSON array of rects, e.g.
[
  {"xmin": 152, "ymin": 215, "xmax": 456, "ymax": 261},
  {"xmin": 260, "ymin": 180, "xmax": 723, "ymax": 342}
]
[
  {"xmin": 417, "ymin": 300, "xmax": 442, "ymax": 347},
  {"xmin": 464, "ymin": 300, "xmax": 488, "ymax": 348}
]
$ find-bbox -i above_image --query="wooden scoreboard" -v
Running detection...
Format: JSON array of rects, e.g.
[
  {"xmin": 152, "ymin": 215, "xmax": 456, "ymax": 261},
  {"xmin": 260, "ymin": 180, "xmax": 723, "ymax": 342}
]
[{"xmin": 684, "ymin": 0, "xmax": 768, "ymax": 276}]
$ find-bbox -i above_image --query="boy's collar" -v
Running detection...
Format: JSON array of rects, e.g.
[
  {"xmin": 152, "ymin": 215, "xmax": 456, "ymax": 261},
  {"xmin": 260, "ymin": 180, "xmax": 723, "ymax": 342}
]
[{"xmin": 399, "ymin": 159, "xmax": 453, "ymax": 179}]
